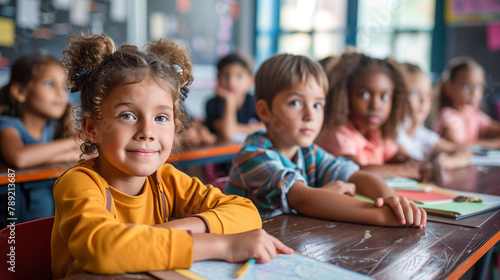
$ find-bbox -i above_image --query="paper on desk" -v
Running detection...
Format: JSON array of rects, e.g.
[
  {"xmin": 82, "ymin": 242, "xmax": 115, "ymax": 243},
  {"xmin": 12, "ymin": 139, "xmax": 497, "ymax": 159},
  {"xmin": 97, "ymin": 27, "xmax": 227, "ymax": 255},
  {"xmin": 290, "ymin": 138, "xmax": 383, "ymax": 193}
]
[
  {"xmin": 395, "ymin": 190, "xmax": 455, "ymax": 204},
  {"xmin": 385, "ymin": 177, "xmax": 431, "ymax": 191},
  {"xmin": 469, "ymin": 146, "xmax": 500, "ymax": 166},
  {"xmin": 470, "ymin": 155, "xmax": 500, "ymax": 166},
  {"xmin": 172, "ymin": 252, "xmax": 373, "ymax": 280}
]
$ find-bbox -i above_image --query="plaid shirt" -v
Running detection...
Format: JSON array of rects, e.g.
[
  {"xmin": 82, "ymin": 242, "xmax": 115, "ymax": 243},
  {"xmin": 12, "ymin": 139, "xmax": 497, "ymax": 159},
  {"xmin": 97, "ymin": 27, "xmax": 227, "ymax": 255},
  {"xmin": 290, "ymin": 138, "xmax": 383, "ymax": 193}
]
[{"xmin": 226, "ymin": 131, "xmax": 360, "ymax": 217}]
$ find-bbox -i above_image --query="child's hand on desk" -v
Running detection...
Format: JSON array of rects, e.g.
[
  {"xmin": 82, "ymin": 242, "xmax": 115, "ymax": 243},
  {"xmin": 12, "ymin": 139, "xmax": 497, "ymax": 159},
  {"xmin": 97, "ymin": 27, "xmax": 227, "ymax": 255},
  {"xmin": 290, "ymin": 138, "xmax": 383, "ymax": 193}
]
[
  {"xmin": 192, "ymin": 229, "xmax": 293, "ymax": 264},
  {"xmin": 321, "ymin": 180, "xmax": 356, "ymax": 197},
  {"xmin": 221, "ymin": 229, "xmax": 293, "ymax": 263},
  {"xmin": 374, "ymin": 196, "xmax": 427, "ymax": 228}
]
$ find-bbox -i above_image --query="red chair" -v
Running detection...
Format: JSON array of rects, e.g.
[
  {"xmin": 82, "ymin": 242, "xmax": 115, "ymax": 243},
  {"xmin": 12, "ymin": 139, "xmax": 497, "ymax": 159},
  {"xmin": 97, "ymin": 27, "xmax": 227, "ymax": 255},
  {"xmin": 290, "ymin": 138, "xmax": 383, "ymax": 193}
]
[{"xmin": 0, "ymin": 217, "xmax": 54, "ymax": 280}]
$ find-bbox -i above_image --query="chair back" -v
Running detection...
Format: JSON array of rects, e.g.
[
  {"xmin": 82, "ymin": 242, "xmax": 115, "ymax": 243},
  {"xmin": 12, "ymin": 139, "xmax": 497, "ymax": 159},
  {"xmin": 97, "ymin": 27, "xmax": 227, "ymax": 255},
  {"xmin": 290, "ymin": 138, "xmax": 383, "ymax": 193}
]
[{"xmin": 0, "ymin": 217, "xmax": 54, "ymax": 280}]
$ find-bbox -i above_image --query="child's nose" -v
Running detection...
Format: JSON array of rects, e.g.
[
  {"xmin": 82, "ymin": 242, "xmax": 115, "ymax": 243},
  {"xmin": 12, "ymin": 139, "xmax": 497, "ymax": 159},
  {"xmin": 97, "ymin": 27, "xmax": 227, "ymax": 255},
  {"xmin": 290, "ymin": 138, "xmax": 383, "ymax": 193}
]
[
  {"xmin": 368, "ymin": 97, "xmax": 378, "ymax": 109},
  {"xmin": 303, "ymin": 106, "xmax": 314, "ymax": 121},
  {"xmin": 56, "ymin": 85, "xmax": 68, "ymax": 97},
  {"xmin": 136, "ymin": 120, "xmax": 156, "ymax": 141}
]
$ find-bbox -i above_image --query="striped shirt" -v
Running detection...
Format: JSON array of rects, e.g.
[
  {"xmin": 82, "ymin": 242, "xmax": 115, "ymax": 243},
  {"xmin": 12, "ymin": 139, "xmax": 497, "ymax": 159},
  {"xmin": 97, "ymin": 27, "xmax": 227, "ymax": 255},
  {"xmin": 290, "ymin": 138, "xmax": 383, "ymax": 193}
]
[{"xmin": 226, "ymin": 131, "xmax": 360, "ymax": 217}]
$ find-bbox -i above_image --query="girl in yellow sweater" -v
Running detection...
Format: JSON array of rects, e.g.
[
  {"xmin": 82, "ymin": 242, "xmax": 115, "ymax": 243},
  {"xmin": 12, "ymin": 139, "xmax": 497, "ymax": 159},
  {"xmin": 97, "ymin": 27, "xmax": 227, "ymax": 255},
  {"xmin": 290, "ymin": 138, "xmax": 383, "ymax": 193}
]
[{"xmin": 51, "ymin": 34, "xmax": 291, "ymax": 279}]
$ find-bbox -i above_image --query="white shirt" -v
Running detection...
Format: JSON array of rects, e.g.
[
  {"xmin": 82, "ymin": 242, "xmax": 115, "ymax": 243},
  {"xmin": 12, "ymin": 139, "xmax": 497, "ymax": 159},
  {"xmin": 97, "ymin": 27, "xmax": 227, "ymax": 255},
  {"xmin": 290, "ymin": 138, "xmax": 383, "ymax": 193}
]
[{"xmin": 397, "ymin": 126, "xmax": 439, "ymax": 160}]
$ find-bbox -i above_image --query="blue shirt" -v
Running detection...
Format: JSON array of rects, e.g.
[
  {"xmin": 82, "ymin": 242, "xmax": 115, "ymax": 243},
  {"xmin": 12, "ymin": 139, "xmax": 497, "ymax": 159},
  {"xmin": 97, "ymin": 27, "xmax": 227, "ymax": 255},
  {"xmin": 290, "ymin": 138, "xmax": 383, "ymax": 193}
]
[
  {"xmin": 226, "ymin": 131, "xmax": 360, "ymax": 217},
  {"xmin": 0, "ymin": 116, "xmax": 58, "ymax": 144}
]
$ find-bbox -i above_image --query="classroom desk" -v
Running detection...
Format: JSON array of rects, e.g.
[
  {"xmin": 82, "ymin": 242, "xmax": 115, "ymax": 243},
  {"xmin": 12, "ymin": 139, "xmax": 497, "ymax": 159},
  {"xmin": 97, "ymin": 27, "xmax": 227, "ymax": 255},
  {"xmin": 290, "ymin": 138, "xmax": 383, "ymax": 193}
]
[
  {"xmin": 261, "ymin": 165, "xmax": 500, "ymax": 280},
  {"xmin": 0, "ymin": 163, "xmax": 73, "ymax": 185},
  {"xmin": 167, "ymin": 142, "xmax": 241, "ymax": 168}
]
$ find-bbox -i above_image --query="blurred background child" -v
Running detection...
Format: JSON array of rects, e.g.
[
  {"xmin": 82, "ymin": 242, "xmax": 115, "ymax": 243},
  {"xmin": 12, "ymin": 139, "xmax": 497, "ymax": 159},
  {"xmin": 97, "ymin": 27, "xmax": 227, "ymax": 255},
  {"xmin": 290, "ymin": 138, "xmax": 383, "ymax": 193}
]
[
  {"xmin": 174, "ymin": 104, "xmax": 216, "ymax": 149},
  {"xmin": 0, "ymin": 53, "xmax": 80, "ymax": 227},
  {"xmin": 205, "ymin": 52, "xmax": 264, "ymax": 142},
  {"xmin": 397, "ymin": 62, "xmax": 471, "ymax": 171},
  {"xmin": 316, "ymin": 50, "xmax": 429, "ymax": 180},
  {"xmin": 432, "ymin": 56, "xmax": 500, "ymax": 149}
]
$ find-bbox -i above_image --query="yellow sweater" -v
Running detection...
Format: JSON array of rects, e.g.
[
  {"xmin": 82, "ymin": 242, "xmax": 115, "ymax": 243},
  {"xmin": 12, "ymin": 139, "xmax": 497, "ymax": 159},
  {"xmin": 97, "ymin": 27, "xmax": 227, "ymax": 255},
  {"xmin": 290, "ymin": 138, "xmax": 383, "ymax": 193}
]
[{"xmin": 51, "ymin": 159, "xmax": 261, "ymax": 278}]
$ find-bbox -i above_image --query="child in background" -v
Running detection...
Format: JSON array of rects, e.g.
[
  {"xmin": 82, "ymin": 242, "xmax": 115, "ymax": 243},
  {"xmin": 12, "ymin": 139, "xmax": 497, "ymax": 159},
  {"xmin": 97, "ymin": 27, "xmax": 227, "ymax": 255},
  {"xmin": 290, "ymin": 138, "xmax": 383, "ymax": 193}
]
[
  {"xmin": 52, "ymin": 34, "xmax": 291, "ymax": 279},
  {"xmin": 174, "ymin": 104, "xmax": 216, "ymax": 149},
  {"xmin": 432, "ymin": 56, "xmax": 500, "ymax": 148},
  {"xmin": 0, "ymin": 53, "xmax": 80, "ymax": 227},
  {"xmin": 397, "ymin": 62, "xmax": 471, "ymax": 170},
  {"xmin": 316, "ymin": 51, "xmax": 429, "ymax": 180},
  {"xmin": 205, "ymin": 52, "xmax": 264, "ymax": 142},
  {"xmin": 183, "ymin": 120, "xmax": 217, "ymax": 147},
  {"xmin": 226, "ymin": 54, "xmax": 426, "ymax": 228},
  {"xmin": 0, "ymin": 53, "xmax": 80, "ymax": 168}
]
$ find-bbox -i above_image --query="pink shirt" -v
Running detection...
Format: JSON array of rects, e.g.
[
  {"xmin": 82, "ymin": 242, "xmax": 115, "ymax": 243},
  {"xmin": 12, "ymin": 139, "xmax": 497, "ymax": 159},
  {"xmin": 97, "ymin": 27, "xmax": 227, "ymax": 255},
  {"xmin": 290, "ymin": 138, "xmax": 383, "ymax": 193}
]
[
  {"xmin": 433, "ymin": 105, "xmax": 492, "ymax": 143},
  {"xmin": 316, "ymin": 122, "xmax": 399, "ymax": 165}
]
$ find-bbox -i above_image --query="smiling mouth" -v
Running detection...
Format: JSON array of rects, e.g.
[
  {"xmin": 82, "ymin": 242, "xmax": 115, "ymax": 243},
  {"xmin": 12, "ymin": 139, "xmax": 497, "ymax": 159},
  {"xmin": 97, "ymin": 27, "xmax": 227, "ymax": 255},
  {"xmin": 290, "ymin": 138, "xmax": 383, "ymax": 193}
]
[{"xmin": 127, "ymin": 150, "xmax": 157, "ymax": 156}]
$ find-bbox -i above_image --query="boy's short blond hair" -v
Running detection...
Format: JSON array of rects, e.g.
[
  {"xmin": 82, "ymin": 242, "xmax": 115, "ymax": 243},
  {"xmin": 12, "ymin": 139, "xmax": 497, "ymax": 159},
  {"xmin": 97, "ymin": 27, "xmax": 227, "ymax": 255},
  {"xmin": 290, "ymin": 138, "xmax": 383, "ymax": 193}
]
[{"xmin": 254, "ymin": 54, "xmax": 329, "ymax": 108}]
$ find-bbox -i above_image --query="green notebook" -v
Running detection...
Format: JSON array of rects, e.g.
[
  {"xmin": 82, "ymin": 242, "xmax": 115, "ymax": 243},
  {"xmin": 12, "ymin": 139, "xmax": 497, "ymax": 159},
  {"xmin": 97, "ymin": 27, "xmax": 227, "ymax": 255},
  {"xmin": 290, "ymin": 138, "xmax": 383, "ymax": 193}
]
[
  {"xmin": 417, "ymin": 190, "xmax": 500, "ymax": 219},
  {"xmin": 356, "ymin": 190, "xmax": 500, "ymax": 220}
]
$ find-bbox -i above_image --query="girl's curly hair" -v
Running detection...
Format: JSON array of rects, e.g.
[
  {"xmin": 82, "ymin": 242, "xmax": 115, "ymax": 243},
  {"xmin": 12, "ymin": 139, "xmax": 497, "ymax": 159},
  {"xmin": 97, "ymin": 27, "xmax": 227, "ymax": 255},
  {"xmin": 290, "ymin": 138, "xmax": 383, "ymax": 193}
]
[
  {"xmin": 323, "ymin": 50, "xmax": 411, "ymax": 139},
  {"xmin": 62, "ymin": 34, "xmax": 193, "ymax": 156}
]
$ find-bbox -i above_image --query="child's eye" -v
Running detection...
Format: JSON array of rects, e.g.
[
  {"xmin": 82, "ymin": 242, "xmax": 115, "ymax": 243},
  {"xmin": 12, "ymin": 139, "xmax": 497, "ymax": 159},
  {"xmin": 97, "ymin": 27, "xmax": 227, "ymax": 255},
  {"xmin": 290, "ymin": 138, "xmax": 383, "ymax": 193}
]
[
  {"xmin": 381, "ymin": 93, "xmax": 391, "ymax": 101},
  {"xmin": 155, "ymin": 115, "xmax": 169, "ymax": 122},
  {"xmin": 45, "ymin": 81, "xmax": 54, "ymax": 87},
  {"xmin": 410, "ymin": 89, "xmax": 419, "ymax": 97},
  {"xmin": 289, "ymin": 100, "xmax": 302, "ymax": 107},
  {"xmin": 360, "ymin": 91, "xmax": 370, "ymax": 99},
  {"xmin": 313, "ymin": 102, "xmax": 324, "ymax": 110},
  {"xmin": 119, "ymin": 113, "xmax": 135, "ymax": 120},
  {"xmin": 462, "ymin": 83, "xmax": 471, "ymax": 90}
]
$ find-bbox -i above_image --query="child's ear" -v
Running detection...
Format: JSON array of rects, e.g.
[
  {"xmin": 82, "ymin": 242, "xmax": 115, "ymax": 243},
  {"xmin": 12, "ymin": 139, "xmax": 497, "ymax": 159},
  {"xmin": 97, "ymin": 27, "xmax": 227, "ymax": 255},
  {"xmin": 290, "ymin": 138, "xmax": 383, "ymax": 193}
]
[
  {"xmin": 256, "ymin": 99, "xmax": 271, "ymax": 123},
  {"xmin": 9, "ymin": 82, "xmax": 28, "ymax": 104},
  {"xmin": 82, "ymin": 115, "xmax": 98, "ymax": 143}
]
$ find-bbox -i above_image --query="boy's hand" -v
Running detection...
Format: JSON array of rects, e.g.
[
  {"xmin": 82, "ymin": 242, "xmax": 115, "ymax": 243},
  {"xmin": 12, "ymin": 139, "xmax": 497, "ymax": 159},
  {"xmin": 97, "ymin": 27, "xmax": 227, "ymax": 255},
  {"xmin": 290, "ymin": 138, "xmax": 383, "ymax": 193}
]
[
  {"xmin": 222, "ymin": 229, "xmax": 293, "ymax": 264},
  {"xmin": 321, "ymin": 180, "xmax": 356, "ymax": 196},
  {"xmin": 215, "ymin": 86, "xmax": 236, "ymax": 100},
  {"xmin": 374, "ymin": 196, "xmax": 427, "ymax": 228}
]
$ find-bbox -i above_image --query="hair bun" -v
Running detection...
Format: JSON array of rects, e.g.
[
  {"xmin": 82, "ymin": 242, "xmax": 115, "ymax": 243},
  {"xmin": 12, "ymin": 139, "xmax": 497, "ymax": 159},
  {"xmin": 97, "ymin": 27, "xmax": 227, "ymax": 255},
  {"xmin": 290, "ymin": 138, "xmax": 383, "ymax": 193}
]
[{"xmin": 62, "ymin": 34, "xmax": 115, "ymax": 93}]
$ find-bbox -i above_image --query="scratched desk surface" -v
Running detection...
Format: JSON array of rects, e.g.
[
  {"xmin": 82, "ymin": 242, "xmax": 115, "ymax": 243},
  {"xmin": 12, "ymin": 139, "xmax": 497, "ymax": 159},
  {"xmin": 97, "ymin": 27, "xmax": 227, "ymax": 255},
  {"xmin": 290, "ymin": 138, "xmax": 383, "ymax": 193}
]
[{"xmin": 262, "ymin": 166, "xmax": 500, "ymax": 280}]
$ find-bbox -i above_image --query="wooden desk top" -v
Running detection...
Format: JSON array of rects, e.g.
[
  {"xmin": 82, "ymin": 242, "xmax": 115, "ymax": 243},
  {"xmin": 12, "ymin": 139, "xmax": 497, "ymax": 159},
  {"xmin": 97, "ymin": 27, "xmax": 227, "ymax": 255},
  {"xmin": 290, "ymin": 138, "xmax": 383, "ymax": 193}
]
[
  {"xmin": 263, "ymin": 213, "xmax": 499, "ymax": 280},
  {"xmin": 441, "ymin": 165, "xmax": 500, "ymax": 195},
  {"xmin": 262, "ymin": 166, "xmax": 500, "ymax": 280},
  {"xmin": 0, "ymin": 163, "xmax": 73, "ymax": 185},
  {"xmin": 167, "ymin": 142, "xmax": 241, "ymax": 167}
]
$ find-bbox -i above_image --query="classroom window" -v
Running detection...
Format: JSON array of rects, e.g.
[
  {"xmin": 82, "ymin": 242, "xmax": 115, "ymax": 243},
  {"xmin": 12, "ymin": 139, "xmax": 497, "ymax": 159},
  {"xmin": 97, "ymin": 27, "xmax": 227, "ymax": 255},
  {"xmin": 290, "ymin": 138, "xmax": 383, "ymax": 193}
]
[
  {"xmin": 255, "ymin": 0, "xmax": 348, "ymax": 64},
  {"xmin": 356, "ymin": 0, "xmax": 435, "ymax": 71}
]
